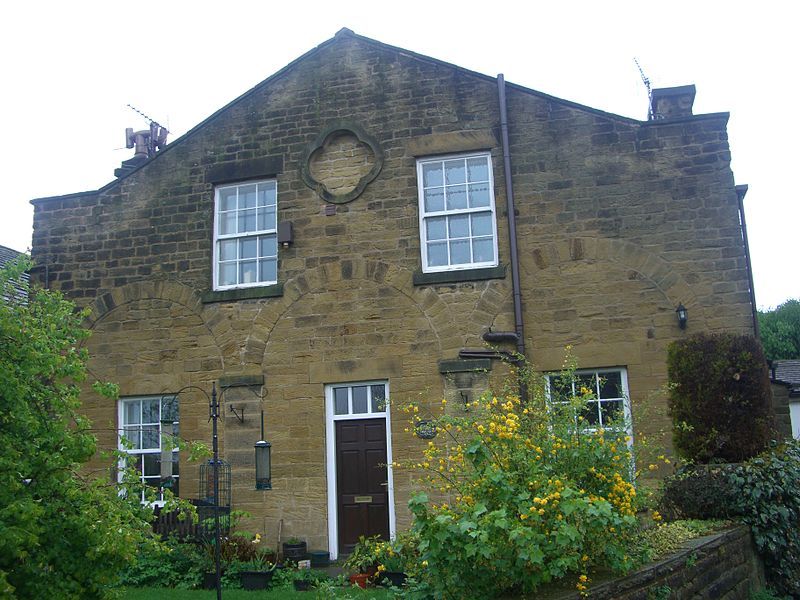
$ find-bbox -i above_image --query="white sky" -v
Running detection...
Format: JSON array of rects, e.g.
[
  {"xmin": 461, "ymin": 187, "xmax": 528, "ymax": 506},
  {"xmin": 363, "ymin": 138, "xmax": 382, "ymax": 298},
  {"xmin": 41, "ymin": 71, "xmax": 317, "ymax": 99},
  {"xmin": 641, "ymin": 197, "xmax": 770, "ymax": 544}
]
[{"xmin": 1, "ymin": 1, "xmax": 796, "ymax": 309}]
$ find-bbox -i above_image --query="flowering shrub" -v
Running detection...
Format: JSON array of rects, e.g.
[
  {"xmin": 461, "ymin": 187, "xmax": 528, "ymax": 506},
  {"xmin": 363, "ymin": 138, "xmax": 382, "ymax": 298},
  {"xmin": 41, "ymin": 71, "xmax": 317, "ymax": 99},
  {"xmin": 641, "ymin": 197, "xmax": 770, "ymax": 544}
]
[{"xmin": 400, "ymin": 365, "xmax": 638, "ymax": 598}]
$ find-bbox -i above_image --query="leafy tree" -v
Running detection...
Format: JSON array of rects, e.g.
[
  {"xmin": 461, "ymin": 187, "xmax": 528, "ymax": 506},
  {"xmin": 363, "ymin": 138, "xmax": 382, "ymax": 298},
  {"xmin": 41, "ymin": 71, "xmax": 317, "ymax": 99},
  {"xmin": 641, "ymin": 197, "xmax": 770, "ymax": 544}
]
[
  {"xmin": 758, "ymin": 299, "xmax": 800, "ymax": 361},
  {"xmin": 0, "ymin": 256, "xmax": 155, "ymax": 599}
]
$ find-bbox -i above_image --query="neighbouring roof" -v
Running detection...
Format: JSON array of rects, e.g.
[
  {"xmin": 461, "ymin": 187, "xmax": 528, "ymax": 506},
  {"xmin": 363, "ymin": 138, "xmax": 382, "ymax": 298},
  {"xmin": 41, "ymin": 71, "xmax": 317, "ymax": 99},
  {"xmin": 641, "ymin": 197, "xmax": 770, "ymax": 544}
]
[
  {"xmin": 771, "ymin": 360, "xmax": 800, "ymax": 398},
  {"xmin": 0, "ymin": 244, "xmax": 29, "ymax": 302}
]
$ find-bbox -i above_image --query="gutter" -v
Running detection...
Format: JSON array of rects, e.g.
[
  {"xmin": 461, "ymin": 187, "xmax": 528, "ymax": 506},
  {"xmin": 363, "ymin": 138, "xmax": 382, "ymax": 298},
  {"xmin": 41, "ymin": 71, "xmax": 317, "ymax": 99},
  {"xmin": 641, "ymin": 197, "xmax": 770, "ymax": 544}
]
[{"xmin": 735, "ymin": 185, "xmax": 759, "ymax": 337}]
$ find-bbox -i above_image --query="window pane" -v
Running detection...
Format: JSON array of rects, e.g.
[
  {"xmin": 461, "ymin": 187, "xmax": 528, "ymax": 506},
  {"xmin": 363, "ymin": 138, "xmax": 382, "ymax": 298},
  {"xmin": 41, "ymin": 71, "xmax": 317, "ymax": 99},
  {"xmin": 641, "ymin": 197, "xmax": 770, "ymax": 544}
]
[
  {"xmin": 219, "ymin": 263, "xmax": 236, "ymax": 286},
  {"xmin": 352, "ymin": 386, "xmax": 368, "ymax": 414},
  {"xmin": 472, "ymin": 238, "xmax": 494, "ymax": 263},
  {"xmin": 257, "ymin": 183, "xmax": 276, "ymax": 207},
  {"xmin": 427, "ymin": 242, "xmax": 448, "ymax": 267},
  {"xmin": 467, "ymin": 157, "xmax": 489, "ymax": 182},
  {"xmin": 219, "ymin": 188, "xmax": 237, "ymax": 212},
  {"xmin": 422, "ymin": 163, "xmax": 443, "ymax": 187},
  {"xmin": 445, "ymin": 160, "xmax": 466, "ymax": 184},
  {"xmin": 161, "ymin": 397, "xmax": 178, "ymax": 424},
  {"xmin": 122, "ymin": 426, "xmax": 140, "ymax": 449},
  {"xmin": 219, "ymin": 212, "xmax": 236, "ymax": 235},
  {"xmin": 448, "ymin": 215, "xmax": 469, "ymax": 239},
  {"xmin": 144, "ymin": 453, "xmax": 160, "ymax": 476},
  {"xmin": 238, "ymin": 209, "xmax": 257, "ymax": 233},
  {"xmin": 172, "ymin": 452, "xmax": 180, "ymax": 476},
  {"xmin": 124, "ymin": 402, "xmax": 140, "ymax": 425},
  {"xmin": 239, "ymin": 184, "xmax": 257, "ymax": 208},
  {"xmin": 259, "ymin": 235, "xmax": 277, "ymax": 257},
  {"xmin": 371, "ymin": 385, "xmax": 386, "ymax": 412},
  {"xmin": 598, "ymin": 371, "xmax": 623, "ymax": 399},
  {"xmin": 240, "ymin": 261, "xmax": 257, "ymax": 284},
  {"xmin": 426, "ymin": 217, "xmax": 446, "ymax": 241},
  {"xmin": 259, "ymin": 259, "xmax": 277, "ymax": 283},
  {"xmin": 576, "ymin": 374, "xmax": 597, "ymax": 397},
  {"xmin": 240, "ymin": 238, "xmax": 257, "ymax": 259},
  {"xmin": 549, "ymin": 376, "xmax": 573, "ymax": 402},
  {"xmin": 142, "ymin": 398, "xmax": 159, "ymax": 424},
  {"xmin": 142, "ymin": 425, "xmax": 160, "ymax": 449},
  {"xmin": 580, "ymin": 401, "xmax": 600, "ymax": 425},
  {"xmin": 471, "ymin": 213, "xmax": 493, "ymax": 236},
  {"xmin": 219, "ymin": 240, "xmax": 237, "ymax": 261},
  {"xmin": 258, "ymin": 208, "xmax": 276, "ymax": 231},
  {"xmin": 334, "ymin": 388, "xmax": 349, "ymax": 415},
  {"xmin": 468, "ymin": 182, "xmax": 491, "ymax": 208},
  {"xmin": 424, "ymin": 187, "xmax": 445, "ymax": 213},
  {"xmin": 446, "ymin": 184, "xmax": 467, "ymax": 210},
  {"xmin": 449, "ymin": 239, "xmax": 471, "ymax": 264},
  {"xmin": 600, "ymin": 400, "xmax": 624, "ymax": 425}
]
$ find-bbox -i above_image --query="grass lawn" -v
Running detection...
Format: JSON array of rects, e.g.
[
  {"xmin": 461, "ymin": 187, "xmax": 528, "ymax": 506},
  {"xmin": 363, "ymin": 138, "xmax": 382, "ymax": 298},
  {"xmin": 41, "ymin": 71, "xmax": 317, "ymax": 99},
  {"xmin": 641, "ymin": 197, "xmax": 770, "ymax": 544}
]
[{"xmin": 120, "ymin": 586, "xmax": 393, "ymax": 599}]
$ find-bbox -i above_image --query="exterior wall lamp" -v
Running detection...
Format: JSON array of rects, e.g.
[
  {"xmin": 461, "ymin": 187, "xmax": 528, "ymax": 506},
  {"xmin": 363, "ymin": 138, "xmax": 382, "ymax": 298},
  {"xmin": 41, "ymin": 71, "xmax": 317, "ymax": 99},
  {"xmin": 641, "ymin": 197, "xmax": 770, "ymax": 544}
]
[
  {"xmin": 676, "ymin": 303, "xmax": 688, "ymax": 329},
  {"xmin": 255, "ymin": 440, "xmax": 272, "ymax": 490}
]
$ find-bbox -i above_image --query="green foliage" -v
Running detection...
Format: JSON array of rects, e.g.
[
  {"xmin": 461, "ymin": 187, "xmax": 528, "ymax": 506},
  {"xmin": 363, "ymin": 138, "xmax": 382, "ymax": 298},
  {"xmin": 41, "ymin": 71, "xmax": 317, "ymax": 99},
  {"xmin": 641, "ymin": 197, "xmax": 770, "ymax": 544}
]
[
  {"xmin": 400, "ymin": 362, "xmax": 638, "ymax": 599},
  {"xmin": 119, "ymin": 536, "xmax": 203, "ymax": 589},
  {"xmin": 659, "ymin": 464, "xmax": 740, "ymax": 520},
  {"xmin": 0, "ymin": 256, "xmax": 157, "ymax": 599},
  {"xmin": 725, "ymin": 440, "xmax": 800, "ymax": 598},
  {"xmin": 758, "ymin": 299, "xmax": 800, "ymax": 361},
  {"xmin": 667, "ymin": 332, "xmax": 774, "ymax": 463}
]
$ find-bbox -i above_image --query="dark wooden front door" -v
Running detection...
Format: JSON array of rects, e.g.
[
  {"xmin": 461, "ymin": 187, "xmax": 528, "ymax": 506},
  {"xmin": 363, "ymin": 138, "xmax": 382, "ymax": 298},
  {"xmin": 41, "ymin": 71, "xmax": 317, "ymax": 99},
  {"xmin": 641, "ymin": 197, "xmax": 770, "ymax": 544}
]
[{"xmin": 336, "ymin": 418, "xmax": 389, "ymax": 554}]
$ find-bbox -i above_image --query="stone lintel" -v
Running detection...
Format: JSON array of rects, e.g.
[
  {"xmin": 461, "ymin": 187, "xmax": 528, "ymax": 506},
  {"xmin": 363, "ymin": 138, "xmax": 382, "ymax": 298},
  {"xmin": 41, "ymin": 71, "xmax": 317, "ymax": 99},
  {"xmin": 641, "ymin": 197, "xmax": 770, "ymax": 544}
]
[{"xmin": 438, "ymin": 358, "xmax": 492, "ymax": 374}]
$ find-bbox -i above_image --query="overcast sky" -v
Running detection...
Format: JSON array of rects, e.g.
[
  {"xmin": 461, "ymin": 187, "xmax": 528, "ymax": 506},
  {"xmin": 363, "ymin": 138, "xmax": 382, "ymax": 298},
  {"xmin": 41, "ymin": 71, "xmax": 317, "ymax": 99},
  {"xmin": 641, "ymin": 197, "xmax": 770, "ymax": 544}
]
[{"xmin": 1, "ymin": 1, "xmax": 795, "ymax": 309}]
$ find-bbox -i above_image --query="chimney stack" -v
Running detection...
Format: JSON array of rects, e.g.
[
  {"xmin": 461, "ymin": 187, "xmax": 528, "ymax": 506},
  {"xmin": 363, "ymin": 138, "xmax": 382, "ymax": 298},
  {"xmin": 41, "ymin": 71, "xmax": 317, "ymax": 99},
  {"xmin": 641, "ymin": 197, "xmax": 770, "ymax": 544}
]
[
  {"xmin": 649, "ymin": 85, "xmax": 696, "ymax": 120},
  {"xmin": 114, "ymin": 122, "xmax": 168, "ymax": 178}
]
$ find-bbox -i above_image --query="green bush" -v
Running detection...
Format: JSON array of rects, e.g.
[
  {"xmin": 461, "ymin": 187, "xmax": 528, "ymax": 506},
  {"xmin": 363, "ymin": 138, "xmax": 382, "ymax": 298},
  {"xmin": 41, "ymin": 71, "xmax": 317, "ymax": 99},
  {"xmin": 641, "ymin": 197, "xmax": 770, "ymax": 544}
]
[
  {"xmin": 119, "ymin": 536, "xmax": 203, "ymax": 589},
  {"xmin": 667, "ymin": 333, "xmax": 774, "ymax": 463},
  {"xmin": 725, "ymin": 440, "xmax": 800, "ymax": 598},
  {"xmin": 400, "ymin": 364, "xmax": 638, "ymax": 599},
  {"xmin": 659, "ymin": 464, "xmax": 739, "ymax": 520}
]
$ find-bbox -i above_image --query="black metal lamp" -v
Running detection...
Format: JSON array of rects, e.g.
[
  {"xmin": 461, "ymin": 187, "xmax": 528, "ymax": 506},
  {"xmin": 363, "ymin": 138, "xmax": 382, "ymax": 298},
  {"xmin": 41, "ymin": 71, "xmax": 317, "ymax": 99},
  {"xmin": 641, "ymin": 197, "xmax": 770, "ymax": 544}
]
[
  {"xmin": 676, "ymin": 303, "xmax": 688, "ymax": 329},
  {"xmin": 255, "ymin": 440, "xmax": 272, "ymax": 490}
]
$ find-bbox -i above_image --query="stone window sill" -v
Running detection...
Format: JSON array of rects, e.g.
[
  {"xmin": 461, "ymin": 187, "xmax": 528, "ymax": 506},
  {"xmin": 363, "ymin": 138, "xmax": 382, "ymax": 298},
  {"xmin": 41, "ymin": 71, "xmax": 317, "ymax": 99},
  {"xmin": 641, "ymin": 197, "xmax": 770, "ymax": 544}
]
[
  {"xmin": 413, "ymin": 265, "xmax": 506, "ymax": 286},
  {"xmin": 202, "ymin": 283, "xmax": 284, "ymax": 303}
]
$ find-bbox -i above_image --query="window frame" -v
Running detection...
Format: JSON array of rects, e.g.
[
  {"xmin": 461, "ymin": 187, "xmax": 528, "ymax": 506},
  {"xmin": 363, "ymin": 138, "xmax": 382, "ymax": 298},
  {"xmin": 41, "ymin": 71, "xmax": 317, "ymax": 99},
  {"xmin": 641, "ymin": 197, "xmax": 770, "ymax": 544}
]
[
  {"xmin": 416, "ymin": 152, "xmax": 499, "ymax": 273},
  {"xmin": 545, "ymin": 367, "xmax": 633, "ymax": 446},
  {"xmin": 212, "ymin": 179, "xmax": 279, "ymax": 291},
  {"xmin": 118, "ymin": 395, "xmax": 179, "ymax": 505}
]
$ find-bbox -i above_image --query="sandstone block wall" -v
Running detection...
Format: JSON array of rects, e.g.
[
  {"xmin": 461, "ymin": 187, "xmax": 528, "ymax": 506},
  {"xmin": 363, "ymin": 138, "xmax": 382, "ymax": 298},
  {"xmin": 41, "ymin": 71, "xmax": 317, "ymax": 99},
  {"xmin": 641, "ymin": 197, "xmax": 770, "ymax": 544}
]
[{"xmin": 30, "ymin": 30, "xmax": 754, "ymax": 547}]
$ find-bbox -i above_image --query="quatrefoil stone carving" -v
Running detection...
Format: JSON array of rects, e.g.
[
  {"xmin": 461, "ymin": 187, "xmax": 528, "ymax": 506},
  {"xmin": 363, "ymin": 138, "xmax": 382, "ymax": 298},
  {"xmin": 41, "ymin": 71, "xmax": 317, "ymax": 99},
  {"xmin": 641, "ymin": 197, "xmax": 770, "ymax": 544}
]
[{"xmin": 300, "ymin": 123, "xmax": 384, "ymax": 204}]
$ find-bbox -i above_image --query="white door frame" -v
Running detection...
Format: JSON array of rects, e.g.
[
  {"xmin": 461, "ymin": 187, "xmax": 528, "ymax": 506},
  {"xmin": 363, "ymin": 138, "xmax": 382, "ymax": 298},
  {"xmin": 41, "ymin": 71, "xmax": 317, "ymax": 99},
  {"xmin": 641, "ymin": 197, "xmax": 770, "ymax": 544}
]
[{"xmin": 324, "ymin": 381, "xmax": 396, "ymax": 561}]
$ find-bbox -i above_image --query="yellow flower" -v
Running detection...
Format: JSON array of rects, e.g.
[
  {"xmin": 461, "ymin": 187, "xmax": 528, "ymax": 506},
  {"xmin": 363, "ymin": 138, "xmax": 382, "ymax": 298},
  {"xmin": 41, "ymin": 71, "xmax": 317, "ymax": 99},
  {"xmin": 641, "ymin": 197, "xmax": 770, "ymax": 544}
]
[{"xmin": 421, "ymin": 560, "xmax": 428, "ymax": 567}]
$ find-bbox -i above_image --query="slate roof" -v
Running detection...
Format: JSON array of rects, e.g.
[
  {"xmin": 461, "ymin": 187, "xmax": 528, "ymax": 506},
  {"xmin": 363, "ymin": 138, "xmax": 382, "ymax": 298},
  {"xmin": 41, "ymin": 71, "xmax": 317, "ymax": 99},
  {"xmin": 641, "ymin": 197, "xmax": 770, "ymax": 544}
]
[
  {"xmin": 0, "ymin": 244, "xmax": 29, "ymax": 302},
  {"xmin": 771, "ymin": 359, "xmax": 800, "ymax": 398}
]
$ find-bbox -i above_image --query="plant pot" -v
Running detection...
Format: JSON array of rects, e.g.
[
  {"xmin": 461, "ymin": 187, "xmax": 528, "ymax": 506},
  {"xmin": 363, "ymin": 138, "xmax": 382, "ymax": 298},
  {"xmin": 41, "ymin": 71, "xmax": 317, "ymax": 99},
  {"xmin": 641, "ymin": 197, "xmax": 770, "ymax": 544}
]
[
  {"xmin": 349, "ymin": 572, "xmax": 371, "ymax": 589},
  {"xmin": 381, "ymin": 571, "xmax": 407, "ymax": 588},
  {"xmin": 293, "ymin": 579, "xmax": 313, "ymax": 591},
  {"xmin": 240, "ymin": 570, "xmax": 274, "ymax": 590},
  {"xmin": 282, "ymin": 540, "xmax": 308, "ymax": 562}
]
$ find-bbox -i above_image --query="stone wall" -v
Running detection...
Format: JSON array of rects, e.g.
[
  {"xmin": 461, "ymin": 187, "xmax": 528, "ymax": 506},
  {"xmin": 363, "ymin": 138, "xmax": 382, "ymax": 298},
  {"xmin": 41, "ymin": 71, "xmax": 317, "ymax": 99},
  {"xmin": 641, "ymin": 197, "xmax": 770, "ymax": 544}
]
[
  {"xmin": 30, "ymin": 30, "xmax": 755, "ymax": 549},
  {"xmin": 544, "ymin": 526, "xmax": 764, "ymax": 600}
]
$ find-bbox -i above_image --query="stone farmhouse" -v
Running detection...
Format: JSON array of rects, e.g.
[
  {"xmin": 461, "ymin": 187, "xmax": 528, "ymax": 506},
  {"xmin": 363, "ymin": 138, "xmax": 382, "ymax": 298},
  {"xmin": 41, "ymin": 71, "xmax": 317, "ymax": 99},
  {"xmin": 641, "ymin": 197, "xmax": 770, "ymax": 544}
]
[{"xmin": 30, "ymin": 29, "xmax": 756, "ymax": 558}]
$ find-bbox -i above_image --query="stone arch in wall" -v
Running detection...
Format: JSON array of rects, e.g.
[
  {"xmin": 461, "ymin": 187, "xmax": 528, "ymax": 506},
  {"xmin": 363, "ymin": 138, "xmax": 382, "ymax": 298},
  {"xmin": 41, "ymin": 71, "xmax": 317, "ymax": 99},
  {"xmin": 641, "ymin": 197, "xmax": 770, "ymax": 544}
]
[
  {"xmin": 519, "ymin": 236, "xmax": 702, "ymax": 363},
  {"xmin": 79, "ymin": 281, "xmax": 231, "ymax": 493},
  {"xmin": 244, "ymin": 259, "xmax": 462, "ymax": 364},
  {"xmin": 83, "ymin": 280, "xmax": 238, "ymax": 369}
]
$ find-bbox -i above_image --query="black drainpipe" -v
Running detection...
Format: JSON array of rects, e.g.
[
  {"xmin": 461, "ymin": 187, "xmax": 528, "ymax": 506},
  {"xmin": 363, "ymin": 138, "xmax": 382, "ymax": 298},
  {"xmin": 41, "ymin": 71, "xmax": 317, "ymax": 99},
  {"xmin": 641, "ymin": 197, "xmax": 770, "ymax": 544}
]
[
  {"xmin": 497, "ymin": 74, "xmax": 527, "ymax": 391},
  {"xmin": 735, "ymin": 184, "xmax": 759, "ymax": 337}
]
